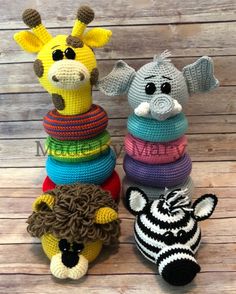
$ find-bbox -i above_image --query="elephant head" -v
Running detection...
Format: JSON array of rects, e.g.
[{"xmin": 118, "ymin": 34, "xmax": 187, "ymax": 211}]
[{"xmin": 97, "ymin": 51, "xmax": 219, "ymax": 121}]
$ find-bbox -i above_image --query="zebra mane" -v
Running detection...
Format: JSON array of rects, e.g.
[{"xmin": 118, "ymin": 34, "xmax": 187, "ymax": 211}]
[
  {"xmin": 160, "ymin": 188, "xmax": 192, "ymax": 213},
  {"xmin": 153, "ymin": 50, "xmax": 172, "ymax": 65}
]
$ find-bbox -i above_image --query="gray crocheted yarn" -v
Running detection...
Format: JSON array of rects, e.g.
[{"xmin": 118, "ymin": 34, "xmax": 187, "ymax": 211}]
[
  {"xmin": 122, "ymin": 176, "xmax": 194, "ymax": 201},
  {"xmin": 97, "ymin": 51, "xmax": 219, "ymax": 121}
]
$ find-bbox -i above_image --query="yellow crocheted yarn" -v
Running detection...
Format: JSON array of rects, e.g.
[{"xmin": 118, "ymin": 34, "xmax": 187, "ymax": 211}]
[
  {"xmin": 95, "ymin": 207, "xmax": 118, "ymax": 224},
  {"xmin": 14, "ymin": 6, "xmax": 112, "ymax": 116},
  {"xmin": 41, "ymin": 234, "xmax": 103, "ymax": 263}
]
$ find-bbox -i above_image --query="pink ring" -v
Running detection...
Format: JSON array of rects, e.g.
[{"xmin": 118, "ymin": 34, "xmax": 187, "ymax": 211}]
[{"xmin": 124, "ymin": 134, "xmax": 187, "ymax": 164}]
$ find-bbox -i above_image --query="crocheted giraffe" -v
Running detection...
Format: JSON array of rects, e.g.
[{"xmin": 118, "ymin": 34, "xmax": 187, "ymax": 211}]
[{"xmin": 14, "ymin": 6, "xmax": 112, "ymax": 115}]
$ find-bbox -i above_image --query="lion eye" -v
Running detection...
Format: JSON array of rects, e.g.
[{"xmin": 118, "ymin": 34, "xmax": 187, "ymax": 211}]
[
  {"xmin": 59, "ymin": 239, "xmax": 70, "ymax": 252},
  {"xmin": 52, "ymin": 49, "xmax": 64, "ymax": 61},
  {"xmin": 65, "ymin": 47, "xmax": 76, "ymax": 60},
  {"xmin": 72, "ymin": 242, "xmax": 84, "ymax": 252}
]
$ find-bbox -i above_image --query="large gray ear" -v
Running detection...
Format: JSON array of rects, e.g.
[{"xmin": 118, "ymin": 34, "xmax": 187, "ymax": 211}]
[
  {"xmin": 96, "ymin": 60, "xmax": 136, "ymax": 96},
  {"xmin": 182, "ymin": 56, "xmax": 219, "ymax": 95}
]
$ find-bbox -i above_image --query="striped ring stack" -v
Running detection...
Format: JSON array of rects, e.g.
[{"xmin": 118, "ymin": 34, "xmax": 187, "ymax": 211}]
[
  {"xmin": 123, "ymin": 112, "xmax": 193, "ymax": 200},
  {"xmin": 43, "ymin": 104, "xmax": 120, "ymax": 201}
]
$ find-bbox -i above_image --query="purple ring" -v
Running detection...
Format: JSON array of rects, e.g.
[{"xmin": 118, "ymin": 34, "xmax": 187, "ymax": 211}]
[{"xmin": 123, "ymin": 153, "xmax": 192, "ymax": 188}]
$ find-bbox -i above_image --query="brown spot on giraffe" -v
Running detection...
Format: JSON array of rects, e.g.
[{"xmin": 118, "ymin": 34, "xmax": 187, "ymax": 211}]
[
  {"xmin": 22, "ymin": 9, "xmax": 41, "ymax": 28},
  {"xmin": 66, "ymin": 35, "xmax": 84, "ymax": 48},
  {"xmin": 90, "ymin": 68, "xmax": 99, "ymax": 86},
  {"xmin": 52, "ymin": 94, "xmax": 65, "ymax": 111},
  {"xmin": 77, "ymin": 6, "xmax": 94, "ymax": 24},
  {"xmin": 34, "ymin": 59, "xmax": 44, "ymax": 78}
]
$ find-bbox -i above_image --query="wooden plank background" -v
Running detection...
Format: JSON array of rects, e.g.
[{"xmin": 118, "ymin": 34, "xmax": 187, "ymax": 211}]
[{"xmin": 0, "ymin": 0, "xmax": 236, "ymax": 293}]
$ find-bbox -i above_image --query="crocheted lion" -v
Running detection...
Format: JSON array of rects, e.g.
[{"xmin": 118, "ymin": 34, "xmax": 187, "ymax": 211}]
[{"xmin": 27, "ymin": 184, "xmax": 120, "ymax": 279}]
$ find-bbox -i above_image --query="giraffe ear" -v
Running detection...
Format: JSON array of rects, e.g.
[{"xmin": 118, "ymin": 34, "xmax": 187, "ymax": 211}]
[
  {"xmin": 82, "ymin": 28, "xmax": 112, "ymax": 48},
  {"xmin": 14, "ymin": 31, "xmax": 44, "ymax": 53}
]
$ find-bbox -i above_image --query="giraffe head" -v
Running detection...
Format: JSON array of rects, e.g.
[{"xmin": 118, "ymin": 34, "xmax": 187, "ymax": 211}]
[{"xmin": 14, "ymin": 6, "xmax": 112, "ymax": 115}]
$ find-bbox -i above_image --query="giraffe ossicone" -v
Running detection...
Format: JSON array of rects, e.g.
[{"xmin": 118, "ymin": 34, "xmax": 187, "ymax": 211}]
[{"xmin": 14, "ymin": 6, "xmax": 112, "ymax": 115}]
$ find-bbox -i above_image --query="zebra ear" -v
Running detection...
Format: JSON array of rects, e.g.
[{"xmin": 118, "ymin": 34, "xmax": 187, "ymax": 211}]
[
  {"xmin": 192, "ymin": 194, "xmax": 218, "ymax": 221},
  {"xmin": 126, "ymin": 187, "xmax": 149, "ymax": 215}
]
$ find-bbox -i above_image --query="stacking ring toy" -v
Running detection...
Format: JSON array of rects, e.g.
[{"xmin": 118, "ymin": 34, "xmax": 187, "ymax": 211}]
[
  {"xmin": 46, "ymin": 148, "xmax": 116, "ymax": 185},
  {"xmin": 43, "ymin": 104, "xmax": 108, "ymax": 141},
  {"xmin": 127, "ymin": 112, "xmax": 188, "ymax": 142},
  {"xmin": 124, "ymin": 134, "xmax": 187, "ymax": 164},
  {"xmin": 46, "ymin": 131, "xmax": 111, "ymax": 162},
  {"xmin": 123, "ymin": 153, "xmax": 192, "ymax": 188}
]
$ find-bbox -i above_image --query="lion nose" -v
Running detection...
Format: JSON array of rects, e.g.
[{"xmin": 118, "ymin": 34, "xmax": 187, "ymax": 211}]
[{"xmin": 61, "ymin": 251, "xmax": 79, "ymax": 268}]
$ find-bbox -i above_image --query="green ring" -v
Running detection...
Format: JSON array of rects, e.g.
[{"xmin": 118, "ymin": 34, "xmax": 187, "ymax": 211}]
[{"xmin": 45, "ymin": 131, "xmax": 111, "ymax": 162}]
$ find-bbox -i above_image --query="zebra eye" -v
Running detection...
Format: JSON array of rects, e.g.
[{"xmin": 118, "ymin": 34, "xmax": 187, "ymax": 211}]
[
  {"xmin": 177, "ymin": 230, "xmax": 188, "ymax": 243},
  {"xmin": 163, "ymin": 231, "xmax": 175, "ymax": 245}
]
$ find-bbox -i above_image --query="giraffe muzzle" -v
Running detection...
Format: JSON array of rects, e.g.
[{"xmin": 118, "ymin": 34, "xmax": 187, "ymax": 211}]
[{"xmin": 48, "ymin": 59, "xmax": 90, "ymax": 90}]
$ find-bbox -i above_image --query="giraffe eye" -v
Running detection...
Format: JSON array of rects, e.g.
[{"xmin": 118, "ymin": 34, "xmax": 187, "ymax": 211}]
[
  {"xmin": 52, "ymin": 49, "xmax": 64, "ymax": 61},
  {"xmin": 65, "ymin": 47, "xmax": 76, "ymax": 60}
]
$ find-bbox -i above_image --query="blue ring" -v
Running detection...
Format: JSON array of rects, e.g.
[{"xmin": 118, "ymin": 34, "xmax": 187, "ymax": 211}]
[
  {"xmin": 127, "ymin": 113, "xmax": 188, "ymax": 142},
  {"xmin": 46, "ymin": 148, "xmax": 116, "ymax": 185}
]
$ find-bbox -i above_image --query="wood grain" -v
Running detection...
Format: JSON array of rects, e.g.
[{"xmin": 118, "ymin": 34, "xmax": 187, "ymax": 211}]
[
  {"xmin": 0, "ymin": 243, "xmax": 235, "ymax": 274},
  {"xmin": 0, "ymin": 272, "xmax": 236, "ymax": 294},
  {"xmin": 0, "ymin": 162, "xmax": 236, "ymax": 188},
  {"xmin": 0, "ymin": 133, "xmax": 236, "ymax": 168},
  {"xmin": 1, "ymin": 0, "xmax": 236, "ymax": 29},
  {"xmin": 1, "ymin": 86, "xmax": 236, "ymax": 122},
  {"xmin": 0, "ymin": 189, "xmax": 235, "ymax": 219},
  {"xmin": 1, "ymin": 57, "xmax": 235, "ymax": 94},
  {"xmin": 1, "ymin": 22, "xmax": 236, "ymax": 63},
  {"xmin": 0, "ymin": 115, "xmax": 236, "ymax": 140},
  {"xmin": 0, "ymin": 217, "xmax": 235, "ymax": 244}
]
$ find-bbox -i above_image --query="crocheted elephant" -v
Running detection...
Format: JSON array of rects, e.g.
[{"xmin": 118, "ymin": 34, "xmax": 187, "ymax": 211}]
[
  {"xmin": 97, "ymin": 51, "xmax": 219, "ymax": 121},
  {"xmin": 126, "ymin": 187, "xmax": 218, "ymax": 286},
  {"xmin": 27, "ymin": 184, "xmax": 120, "ymax": 280}
]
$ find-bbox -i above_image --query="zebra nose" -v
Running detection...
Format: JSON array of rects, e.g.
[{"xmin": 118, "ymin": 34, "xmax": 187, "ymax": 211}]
[
  {"xmin": 61, "ymin": 252, "xmax": 79, "ymax": 268},
  {"xmin": 52, "ymin": 75, "xmax": 59, "ymax": 82},
  {"xmin": 160, "ymin": 258, "xmax": 201, "ymax": 286}
]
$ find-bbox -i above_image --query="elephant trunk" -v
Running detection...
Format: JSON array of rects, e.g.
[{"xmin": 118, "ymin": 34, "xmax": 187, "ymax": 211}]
[
  {"xmin": 156, "ymin": 244, "xmax": 200, "ymax": 286},
  {"xmin": 150, "ymin": 94, "xmax": 182, "ymax": 121}
]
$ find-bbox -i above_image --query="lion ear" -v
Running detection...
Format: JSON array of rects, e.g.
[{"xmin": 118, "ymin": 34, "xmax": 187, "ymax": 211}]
[
  {"xmin": 32, "ymin": 194, "xmax": 55, "ymax": 212},
  {"xmin": 94, "ymin": 207, "xmax": 118, "ymax": 224}
]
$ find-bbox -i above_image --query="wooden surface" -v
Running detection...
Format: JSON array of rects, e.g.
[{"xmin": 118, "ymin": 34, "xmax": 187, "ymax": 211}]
[{"xmin": 0, "ymin": 0, "xmax": 236, "ymax": 293}]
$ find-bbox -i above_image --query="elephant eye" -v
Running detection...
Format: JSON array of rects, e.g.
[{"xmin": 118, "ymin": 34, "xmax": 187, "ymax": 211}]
[
  {"xmin": 177, "ymin": 230, "xmax": 188, "ymax": 243},
  {"xmin": 52, "ymin": 49, "xmax": 64, "ymax": 61},
  {"xmin": 145, "ymin": 82, "xmax": 156, "ymax": 95},
  {"xmin": 163, "ymin": 231, "xmax": 175, "ymax": 245},
  {"xmin": 65, "ymin": 47, "xmax": 76, "ymax": 60},
  {"xmin": 59, "ymin": 239, "xmax": 70, "ymax": 252},
  {"xmin": 161, "ymin": 82, "xmax": 171, "ymax": 94}
]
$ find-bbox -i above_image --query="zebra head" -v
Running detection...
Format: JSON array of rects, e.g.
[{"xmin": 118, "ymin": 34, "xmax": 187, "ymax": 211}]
[{"xmin": 126, "ymin": 187, "xmax": 218, "ymax": 286}]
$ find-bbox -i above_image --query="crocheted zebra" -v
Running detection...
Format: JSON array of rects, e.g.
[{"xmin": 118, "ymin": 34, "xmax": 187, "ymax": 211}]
[{"xmin": 126, "ymin": 187, "xmax": 218, "ymax": 286}]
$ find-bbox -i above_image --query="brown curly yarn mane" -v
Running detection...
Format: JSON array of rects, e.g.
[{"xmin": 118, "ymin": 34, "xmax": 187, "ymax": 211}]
[{"xmin": 27, "ymin": 184, "xmax": 120, "ymax": 245}]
